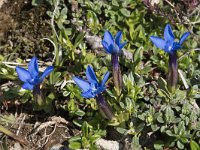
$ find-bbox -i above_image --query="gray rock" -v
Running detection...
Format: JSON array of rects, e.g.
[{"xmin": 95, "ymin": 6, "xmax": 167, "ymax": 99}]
[
  {"xmin": 96, "ymin": 138, "xmax": 121, "ymax": 150},
  {"xmin": 50, "ymin": 143, "xmax": 68, "ymax": 150}
]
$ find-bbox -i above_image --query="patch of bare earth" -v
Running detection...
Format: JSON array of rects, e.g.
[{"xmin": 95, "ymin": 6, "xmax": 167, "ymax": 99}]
[
  {"xmin": 0, "ymin": 0, "xmax": 53, "ymax": 59},
  {"xmin": 0, "ymin": 101, "xmax": 76, "ymax": 149}
]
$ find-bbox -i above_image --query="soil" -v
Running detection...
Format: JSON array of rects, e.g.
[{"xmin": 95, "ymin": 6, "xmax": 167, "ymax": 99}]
[
  {"xmin": 0, "ymin": 1, "xmax": 73, "ymax": 149},
  {"xmin": 0, "ymin": 0, "xmax": 53, "ymax": 59},
  {"xmin": 1, "ymin": 104, "xmax": 72, "ymax": 150}
]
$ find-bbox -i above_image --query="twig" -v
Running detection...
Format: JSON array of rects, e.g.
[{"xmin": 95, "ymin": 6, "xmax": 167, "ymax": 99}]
[
  {"xmin": 32, "ymin": 116, "xmax": 68, "ymax": 136},
  {"xmin": 164, "ymin": 0, "xmax": 174, "ymax": 8},
  {"xmin": 0, "ymin": 125, "xmax": 29, "ymax": 145},
  {"xmin": 16, "ymin": 114, "xmax": 26, "ymax": 136},
  {"xmin": 178, "ymin": 69, "xmax": 189, "ymax": 90},
  {"xmin": 164, "ymin": 0, "xmax": 182, "ymax": 23},
  {"xmin": 41, "ymin": 38, "xmax": 56, "ymax": 65},
  {"xmin": 43, "ymin": 124, "xmax": 57, "ymax": 146},
  {"xmin": 178, "ymin": 48, "xmax": 200, "ymax": 61},
  {"xmin": 51, "ymin": 0, "xmax": 59, "ymax": 39}
]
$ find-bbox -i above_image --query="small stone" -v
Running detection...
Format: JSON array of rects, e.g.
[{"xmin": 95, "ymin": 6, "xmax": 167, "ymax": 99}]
[
  {"xmin": 10, "ymin": 142, "xmax": 22, "ymax": 150},
  {"xmin": 96, "ymin": 138, "xmax": 120, "ymax": 150},
  {"xmin": 50, "ymin": 143, "xmax": 68, "ymax": 150}
]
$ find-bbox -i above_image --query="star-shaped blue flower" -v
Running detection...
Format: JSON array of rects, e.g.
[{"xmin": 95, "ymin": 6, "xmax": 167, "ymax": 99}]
[
  {"xmin": 102, "ymin": 31, "xmax": 127, "ymax": 55},
  {"xmin": 150, "ymin": 24, "xmax": 190, "ymax": 53},
  {"xmin": 73, "ymin": 65, "xmax": 110, "ymax": 99},
  {"xmin": 16, "ymin": 57, "xmax": 54, "ymax": 90}
]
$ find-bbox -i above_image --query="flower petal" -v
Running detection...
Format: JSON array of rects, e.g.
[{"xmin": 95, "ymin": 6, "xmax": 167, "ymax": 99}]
[
  {"xmin": 86, "ymin": 65, "xmax": 98, "ymax": 84},
  {"xmin": 119, "ymin": 42, "xmax": 127, "ymax": 50},
  {"xmin": 103, "ymin": 31, "xmax": 114, "ymax": 47},
  {"xmin": 164, "ymin": 24, "xmax": 175, "ymax": 42},
  {"xmin": 73, "ymin": 77, "xmax": 91, "ymax": 92},
  {"xmin": 101, "ymin": 71, "xmax": 110, "ymax": 87},
  {"xmin": 102, "ymin": 41, "xmax": 112, "ymax": 54},
  {"xmin": 150, "ymin": 36, "xmax": 166, "ymax": 50},
  {"xmin": 22, "ymin": 82, "xmax": 34, "ymax": 90},
  {"xmin": 81, "ymin": 90, "xmax": 95, "ymax": 98},
  {"xmin": 179, "ymin": 32, "xmax": 190, "ymax": 45},
  {"xmin": 16, "ymin": 66, "xmax": 32, "ymax": 82},
  {"xmin": 97, "ymin": 86, "xmax": 106, "ymax": 94},
  {"xmin": 115, "ymin": 31, "xmax": 122, "ymax": 46},
  {"xmin": 28, "ymin": 57, "xmax": 39, "ymax": 78},
  {"xmin": 40, "ymin": 66, "xmax": 54, "ymax": 81}
]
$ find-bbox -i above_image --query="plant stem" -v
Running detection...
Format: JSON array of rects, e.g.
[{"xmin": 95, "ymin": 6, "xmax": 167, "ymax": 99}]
[
  {"xmin": 111, "ymin": 54, "xmax": 122, "ymax": 94},
  {"xmin": 33, "ymin": 84, "xmax": 45, "ymax": 106},
  {"xmin": 167, "ymin": 52, "xmax": 178, "ymax": 92},
  {"xmin": 96, "ymin": 94, "xmax": 114, "ymax": 120}
]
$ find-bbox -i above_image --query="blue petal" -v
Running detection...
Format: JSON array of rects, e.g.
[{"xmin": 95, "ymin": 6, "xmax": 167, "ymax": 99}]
[
  {"xmin": 73, "ymin": 77, "xmax": 91, "ymax": 92},
  {"xmin": 16, "ymin": 66, "xmax": 32, "ymax": 82},
  {"xmin": 119, "ymin": 42, "xmax": 127, "ymax": 50},
  {"xmin": 164, "ymin": 24, "xmax": 175, "ymax": 42},
  {"xmin": 31, "ymin": 78, "xmax": 42, "ymax": 85},
  {"xmin": 81, "ymin": 90, "xmax": 95, "ymax": 98},
  {"xmin": 102, "ymin": 41, "xmax": 112, "ymax": 54},
  {"xmin": 115, "ymin": 31, "xmax": 122, "ymax": 46},
  {"xmin": 101, "ymin": 71, "xmax": 110, "ymax": 87},
  {"xmin": 28, "ymin": 57, "xmax": 39, "ymax": 78},
  {"xmin": 112, "ymin": 44, "xmax": 120, "ymax": 54},
  {"xmin": 86, "ymin": 65, "xmax": 98, "ymax": 84},
  {"xmin": 172, "ymin": 43, "xmax": 182, "ymax": 52},
  {"xmin": 97, "ymin": 86, "xmax": 106, "ymax": 94},
  {"xmin": 22, "ymin": 82, "xmax": 34, "ymax": 90},
  {"xmin": 103, "ymin": 31, "xmax": 114, "ymax": 47},
  {"xmin": 179, "ymin": 32, "xmax": 190, "ymax": 45},
  {"xmin": 150, "ymin": 36, "xmax": 166, "ymax": 50},
  {"xmin": 40, "ymin": 66, "xmax": 54, "ymax": 81}
]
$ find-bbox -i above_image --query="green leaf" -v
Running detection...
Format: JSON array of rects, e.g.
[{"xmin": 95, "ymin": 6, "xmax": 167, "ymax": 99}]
[
  {"xmin": 75, "ymin": 109, "xmax": 86, "ymax": 117},
  {"xmin": 154, "ymin": 140, "xmax": 164, "ymax": 150},
  {"xmin": 116, "ymin": 127, "xmax": 127, "ymax": 134},
  {"xmin": 190, "ymin": 140, "xmax": 200, "ymax": 150},
  {"xmin": 49, "ymin": 72, "xmax": 61, "ymax": 84},
  {"xmin": 166, "ymin": 130, "xmax": 174, "ymax": 136},
  {"xmin": 157, "ymin": 114, "xmax": 164, "ymax": 123},
  {"xmin": 31, "ymin": 0, "xmax": 41, "ymax": 6},
  {"xmin": 157, "ymin": 77, "xmax": 168, "ymax": 92},
  {"xmin": 112, "ymin": 0, "xmax": 119, "ymax": 6},
  {"xmin": 82, "ymin": 137, "xmax": 90, "ymax": 148},
  {"xmin": 82, "ymin": 121, "xmax": 89, "ymax": 137},
  {"xmin": 89, "ymin": 135, "xmax": 101, "ymax": 143},
  {"xmin": 69, "ymin": 136, "xmax": 82, "ymax": 143},
  {"xmin": 177, "ymin": 140, "xmax": 184, "ymax": 149},
  {"xmin": 74, "ymin": 32, "xmax": 85, "ymax": 49},
  {"xmin": 72, "ymin": 119, "xmax": 82, "ymax": 127},
  {"xmin": 69, "ymin": 141, "xmax": 81, "ymax": 150},
  {"xmin": 120, "ymin": 8, "xmax": 130, "ymax": 17}
]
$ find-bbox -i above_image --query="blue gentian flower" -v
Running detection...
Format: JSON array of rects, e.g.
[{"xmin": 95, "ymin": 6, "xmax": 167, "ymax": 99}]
[
  {"xmin": 102, "ymin": 31, "xmax": 127, "ymax": 55},
  {"xmin": 150, "ymin": 24, "xmax": 190, "ymax": 53},
  {"xmin": 16, "ymin": 57, "xmax": 54, "ymax": 90},
  {"xmin": 102, "ymin": 31, "xmax": 127, "ymax": 94},
  {"xmin": 73, "ymin": 65, "xmax": 110, "ymax": 99}
]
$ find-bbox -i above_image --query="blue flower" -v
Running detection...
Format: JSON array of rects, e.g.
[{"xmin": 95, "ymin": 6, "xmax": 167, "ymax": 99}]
[
  {"xmin": 102, "ymin": 31, "xmax": 127, "ymax": 54},
  {"xmin": 16, "ymin": 57, "xmax": 54, "ymax": 90},
  {"xmin": 73, "ymin": 65, "xmax": 110, "ymax": 98},
  {"xmin": 150, "ymin": 24, "xmax": 190, "ymax": 53}
]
